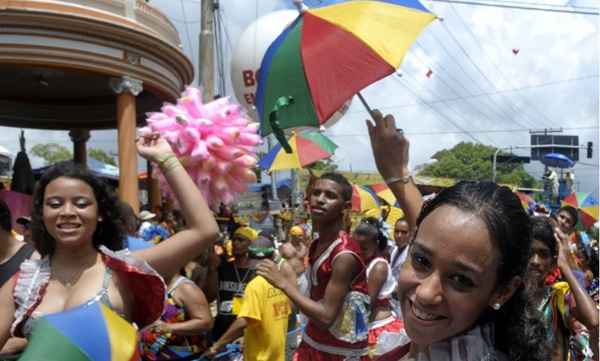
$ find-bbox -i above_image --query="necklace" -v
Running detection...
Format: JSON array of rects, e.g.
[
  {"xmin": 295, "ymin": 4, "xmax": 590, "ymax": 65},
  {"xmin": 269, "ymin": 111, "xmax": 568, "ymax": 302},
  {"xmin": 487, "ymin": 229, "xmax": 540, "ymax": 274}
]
[{"xmin": 233, "ymin": 263, "xmax": 251, "ymax": 286}]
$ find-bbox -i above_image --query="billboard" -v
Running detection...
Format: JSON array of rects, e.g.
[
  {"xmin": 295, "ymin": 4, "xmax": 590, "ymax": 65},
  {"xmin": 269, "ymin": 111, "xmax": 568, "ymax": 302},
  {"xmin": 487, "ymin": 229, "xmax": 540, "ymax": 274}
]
[{"xmin": 531, "ymin": 134, "xmax": 579, "ymax": 161}]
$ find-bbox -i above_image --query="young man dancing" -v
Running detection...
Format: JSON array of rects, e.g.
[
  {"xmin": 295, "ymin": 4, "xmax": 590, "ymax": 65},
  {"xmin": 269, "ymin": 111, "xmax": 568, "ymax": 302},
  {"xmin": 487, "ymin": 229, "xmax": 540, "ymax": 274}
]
[{"xmin": 258, "ymin": 173, "xmax": 370, "ymax": 360}]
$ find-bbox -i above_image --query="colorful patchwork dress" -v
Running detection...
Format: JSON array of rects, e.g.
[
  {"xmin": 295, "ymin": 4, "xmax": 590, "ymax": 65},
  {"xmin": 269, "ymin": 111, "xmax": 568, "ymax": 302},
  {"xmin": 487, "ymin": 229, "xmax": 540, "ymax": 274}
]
[{"xmin": 11, "ymin": 246, "xmax": 165, "ymax": 361}]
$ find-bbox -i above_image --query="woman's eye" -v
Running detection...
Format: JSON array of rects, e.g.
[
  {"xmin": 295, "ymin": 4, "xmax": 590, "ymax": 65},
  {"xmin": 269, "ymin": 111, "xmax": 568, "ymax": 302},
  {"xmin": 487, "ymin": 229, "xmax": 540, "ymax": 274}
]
[
  {"xmin": 46, "ymin": 200, "xmax": 61, "ymax": 208},
  {"xmin": 449, "ymin": 274, "xmax": 475, "ymax": 291},
  {"xmin": 411, "ymin": 252, "xmax": 430, "ymax": 271},
  {"xmin": 74, "ymin": 198, "xmax": 91, "ymax": 208}
]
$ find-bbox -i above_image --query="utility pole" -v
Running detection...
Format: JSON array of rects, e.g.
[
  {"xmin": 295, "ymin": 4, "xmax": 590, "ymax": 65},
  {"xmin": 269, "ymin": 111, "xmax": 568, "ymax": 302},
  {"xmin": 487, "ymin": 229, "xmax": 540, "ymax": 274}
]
[{"xmin": 199, "ymin": 0, "xmax": 215, "ymax": 102}]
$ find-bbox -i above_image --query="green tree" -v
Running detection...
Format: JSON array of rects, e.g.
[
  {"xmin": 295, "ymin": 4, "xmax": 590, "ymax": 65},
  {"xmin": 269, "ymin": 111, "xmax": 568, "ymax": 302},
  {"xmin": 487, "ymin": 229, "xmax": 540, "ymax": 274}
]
[
  {"xmin": 419, "ymin": 142, "xmax": 540, "ymax": 188},
  {"xmin": 31, "ymin": 143, "xmax": 72, "ymax": 164},
  {"xmin": 89, "ymin": 148, "xmax": 116, "ymax": 166},
  {"xmin": 309, "ymin": 158, "xmax": 338, "ymax": 173},
  {"xmin": 31, "ymin": 143, "xmax": 116, "ymax": 166}
]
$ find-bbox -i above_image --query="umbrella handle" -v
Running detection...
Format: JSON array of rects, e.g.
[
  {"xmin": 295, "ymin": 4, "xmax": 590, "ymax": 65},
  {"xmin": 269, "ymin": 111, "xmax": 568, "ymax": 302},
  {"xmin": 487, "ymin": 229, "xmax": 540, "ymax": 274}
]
[{"xmin": 357, "ymin": 92, "xmax": 374, "ymax": 118}]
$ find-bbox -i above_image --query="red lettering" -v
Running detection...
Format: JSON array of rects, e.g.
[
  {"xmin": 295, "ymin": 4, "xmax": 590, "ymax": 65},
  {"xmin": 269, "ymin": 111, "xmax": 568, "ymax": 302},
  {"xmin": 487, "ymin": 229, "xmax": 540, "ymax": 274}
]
[
  {"xmin": 244, "ymin": 93, "xmax": 255, "ymax": 105},
  {"xmin": 242, "ymin": 70, "xmax": 255, "ymax": 87}
]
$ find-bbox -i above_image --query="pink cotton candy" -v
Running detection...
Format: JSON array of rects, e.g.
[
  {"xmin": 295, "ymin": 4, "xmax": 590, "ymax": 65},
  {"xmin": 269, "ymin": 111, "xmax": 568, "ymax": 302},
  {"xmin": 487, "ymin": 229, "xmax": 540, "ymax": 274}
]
[{"xmin": 145, "ymin": 86, "xmax": 261, "ymax": 208}]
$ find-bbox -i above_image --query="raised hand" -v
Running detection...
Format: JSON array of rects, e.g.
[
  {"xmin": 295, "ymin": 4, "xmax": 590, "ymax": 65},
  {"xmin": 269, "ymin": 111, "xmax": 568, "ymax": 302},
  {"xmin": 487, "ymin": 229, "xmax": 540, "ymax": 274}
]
[
  {"xmin": 365, "ymin": 110, "xmax": 410, "ymax": 180},
  {"xmin": 136, "ymin": 133, "xmax": 176, "ymax": 163}
]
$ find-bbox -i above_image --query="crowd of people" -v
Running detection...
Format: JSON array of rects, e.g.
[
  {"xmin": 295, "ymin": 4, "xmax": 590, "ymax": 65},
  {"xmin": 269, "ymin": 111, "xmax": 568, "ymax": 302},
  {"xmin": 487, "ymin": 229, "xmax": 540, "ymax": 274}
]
[{"xmin": 0, "ymin": 111, "xmax": 597, "ymax": 361}]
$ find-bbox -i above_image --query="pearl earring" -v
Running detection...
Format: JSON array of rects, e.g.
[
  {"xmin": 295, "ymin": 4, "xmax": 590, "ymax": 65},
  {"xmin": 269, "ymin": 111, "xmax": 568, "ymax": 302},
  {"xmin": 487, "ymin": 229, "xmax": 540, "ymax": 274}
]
[{"xmin": 492, "ymin": 303, "xmax": 501, "ymax": 310}]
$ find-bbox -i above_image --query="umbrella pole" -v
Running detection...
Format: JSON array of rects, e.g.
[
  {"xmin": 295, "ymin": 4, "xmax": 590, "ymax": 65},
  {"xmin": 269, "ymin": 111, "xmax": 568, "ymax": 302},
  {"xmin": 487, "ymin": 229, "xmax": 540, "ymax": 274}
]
[{"xmin": 357, "ymin": 92, "xmax": 374, "ymax": 117}]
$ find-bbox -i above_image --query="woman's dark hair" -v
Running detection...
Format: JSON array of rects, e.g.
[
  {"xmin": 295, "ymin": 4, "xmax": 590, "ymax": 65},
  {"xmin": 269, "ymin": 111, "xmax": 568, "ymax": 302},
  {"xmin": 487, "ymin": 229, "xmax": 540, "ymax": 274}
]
[
  {"xmin": 531, "ymin": 216, "xmax": 558, "ymax": 258},
  {"xmin": 355, "ymin": 217, "xmax": 388, "ymax": 251},
  {"xmin": 0, "ymin": 199, "xmax": 12, "ymax": 232},
  {"xmin": 416, "ymin": 181, "xmax": 550, "ymax": 361},
  {"xmin": 31, "ymin": 163, "xmax": 125, "ymax": 256}
]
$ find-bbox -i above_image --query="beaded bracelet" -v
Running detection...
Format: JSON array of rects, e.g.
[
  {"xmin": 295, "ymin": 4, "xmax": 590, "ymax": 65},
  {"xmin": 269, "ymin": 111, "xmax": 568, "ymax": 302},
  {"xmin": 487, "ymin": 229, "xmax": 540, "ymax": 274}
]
[{"xmin": 156, "ymin": 154, "xmax": 181, "ymax": 174}]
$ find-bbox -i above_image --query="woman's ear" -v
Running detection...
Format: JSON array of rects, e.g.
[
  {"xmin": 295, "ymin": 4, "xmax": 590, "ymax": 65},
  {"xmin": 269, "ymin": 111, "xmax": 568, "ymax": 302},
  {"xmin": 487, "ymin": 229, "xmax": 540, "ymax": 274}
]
[{"xmin": 489, "ymin": 276, "xmax": 522, "ymax": 310}]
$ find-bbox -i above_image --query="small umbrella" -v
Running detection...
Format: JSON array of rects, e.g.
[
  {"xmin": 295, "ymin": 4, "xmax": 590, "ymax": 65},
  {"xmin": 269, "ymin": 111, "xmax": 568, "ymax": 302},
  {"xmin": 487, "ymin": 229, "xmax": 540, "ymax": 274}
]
[
  {"xmin": 256, "ymin": 0, "xmax": 436, "ymax": 150},
  {"xmin": 367, "ymin": 183, "xmax": 400, "ymax": 207},
  {"xmin": 352, "ymin": 184, "xmax": 380, "ymax": 213},
  {"xmin": 258, "ymin": 131, "xmax": 337, "ymax": 172},
  {"xmin": 542, "ymin": 153, "xmax": 575, "ymax": 169},
  {"xmin": 515, "ymin": 191, "xmax": 535, "ymax": 212},
  {"xmin": 561, "ymin": 192, "xmax": 599, "ymax": 228}
]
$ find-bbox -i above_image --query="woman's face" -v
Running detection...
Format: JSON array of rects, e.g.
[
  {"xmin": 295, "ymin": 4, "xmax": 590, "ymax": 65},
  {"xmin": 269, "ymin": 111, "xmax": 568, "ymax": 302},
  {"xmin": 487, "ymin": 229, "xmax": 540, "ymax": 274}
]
[
  {"xmin": 398, "ymin": 205, "xmax": 502, "ymax": 346},
  {"xmin": 353, "ymin": 233, "xmax": 375, "ymax": 258},
  {"xmin": 43, "ymin": 177, "xmax": 99, "ymax": 250}
]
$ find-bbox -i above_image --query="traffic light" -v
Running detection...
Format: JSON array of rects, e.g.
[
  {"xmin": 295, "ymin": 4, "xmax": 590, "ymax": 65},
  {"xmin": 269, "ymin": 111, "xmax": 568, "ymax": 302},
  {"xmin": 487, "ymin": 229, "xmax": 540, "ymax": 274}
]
[{"xmin": 587, "ymin": 142, "xmax": 593, "ymax": 159}]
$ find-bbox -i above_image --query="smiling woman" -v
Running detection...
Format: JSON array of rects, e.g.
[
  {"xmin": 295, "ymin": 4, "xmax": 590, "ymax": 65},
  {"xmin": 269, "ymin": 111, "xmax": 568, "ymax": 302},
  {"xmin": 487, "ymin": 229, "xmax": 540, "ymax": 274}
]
[
  {"xmin": 366, "ymin": 110, "xmax": 550, "ymax": 361},
  {"xmin": 0, "ymin": 134, "xmax": 219, "ymax": 361}
]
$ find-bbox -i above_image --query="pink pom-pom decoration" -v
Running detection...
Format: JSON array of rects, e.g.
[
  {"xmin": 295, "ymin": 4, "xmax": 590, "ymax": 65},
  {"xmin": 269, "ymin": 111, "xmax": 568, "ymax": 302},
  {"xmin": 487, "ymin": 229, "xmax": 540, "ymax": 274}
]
[{"xmin": 141, "ymin": 87, "xmax": 261, "ymax": 208}]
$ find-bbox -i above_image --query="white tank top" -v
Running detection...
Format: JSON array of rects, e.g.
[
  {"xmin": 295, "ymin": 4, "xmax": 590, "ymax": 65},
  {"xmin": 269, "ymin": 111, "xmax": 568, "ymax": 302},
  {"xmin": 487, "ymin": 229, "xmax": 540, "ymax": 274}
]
[{"xmin": 366, "ymin": 257, "xmax": 397, "ymax": 300}]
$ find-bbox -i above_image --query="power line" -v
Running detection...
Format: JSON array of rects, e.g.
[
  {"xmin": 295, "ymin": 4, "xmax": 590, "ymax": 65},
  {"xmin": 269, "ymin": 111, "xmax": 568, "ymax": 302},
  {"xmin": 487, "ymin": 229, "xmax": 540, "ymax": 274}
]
[
  {"xmin": 441, "ymin": 4, "xmax": 563, "ymax": 128},
  {"xmin": 328, "ymin": 125, "xmax": 598, "ymax": 137},
  {"xmin": 396, "ymin": 79, "xmax": 486, "ymax": 143},
  {"xmin": 179, "ymin": 0, "xmax": 196, "ymax": 66},
  {"xmin": 426, "ymin": 0, "xmax": 599, "ymax": 15},
  {"xmin": 399, "ymin": 68, "xmax": 500, "ymax": 145},
  {"xmin": 419, "ymin": 26, "xmax": 539, "ymax": 129}
]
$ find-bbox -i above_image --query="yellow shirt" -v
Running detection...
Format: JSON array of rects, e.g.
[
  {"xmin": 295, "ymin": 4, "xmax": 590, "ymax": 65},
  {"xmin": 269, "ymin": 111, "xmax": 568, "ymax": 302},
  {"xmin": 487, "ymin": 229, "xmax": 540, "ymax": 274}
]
[{"xmin": 238, "ymin": 276, "xmax": 291, "ymax": 361}]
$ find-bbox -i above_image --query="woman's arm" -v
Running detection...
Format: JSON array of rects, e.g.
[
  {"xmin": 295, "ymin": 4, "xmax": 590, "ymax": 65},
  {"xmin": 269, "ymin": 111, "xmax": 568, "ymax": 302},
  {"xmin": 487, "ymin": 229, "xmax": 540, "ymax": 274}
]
[
  {"xmin": 366, "ymin": 110, "xmax": 422, "ymax": 232},
  {"xmin": 367, "ymin": 261, "xmax": 388, "ymax": 315},
  {"xmin": 132, "ymin": 134, "xmax": 219, "ymax": 280},
  {"xmin": 166, "ymin": 281, "xmax": 213, "ymax": 335},
  {"xmin": 0, "ymin": 276, "xmax": 17, "ymax": 351},
  {"xmin": 555, "ymin": 228, "xmax": 599, "ymax": 332}
]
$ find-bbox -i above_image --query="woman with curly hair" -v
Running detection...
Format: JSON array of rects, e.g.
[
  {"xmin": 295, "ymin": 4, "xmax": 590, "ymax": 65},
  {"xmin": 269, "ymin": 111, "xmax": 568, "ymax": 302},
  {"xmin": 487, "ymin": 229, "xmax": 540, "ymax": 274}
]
[
  {"xmin": 0, "ymin": 134, "xmax": 219, "ymax": 361},
  {"xmin": 365, "ymin": 110, "xmax": 550, "ymax": 361}
]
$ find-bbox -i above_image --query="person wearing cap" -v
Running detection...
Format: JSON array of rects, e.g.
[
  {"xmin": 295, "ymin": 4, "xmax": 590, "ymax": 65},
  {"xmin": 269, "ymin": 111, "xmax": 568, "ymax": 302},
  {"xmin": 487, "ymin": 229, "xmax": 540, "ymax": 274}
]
[
  {"xmin": 204, "ymin": 236, "xmax": 296, "ymax": 361},
  {"xmin": 205, "ymin": 226, "xmax": 259, "ymax": 341},
  {"xmin": 138, "ymin": 210, "xmax": 157, "ymax": 234}
]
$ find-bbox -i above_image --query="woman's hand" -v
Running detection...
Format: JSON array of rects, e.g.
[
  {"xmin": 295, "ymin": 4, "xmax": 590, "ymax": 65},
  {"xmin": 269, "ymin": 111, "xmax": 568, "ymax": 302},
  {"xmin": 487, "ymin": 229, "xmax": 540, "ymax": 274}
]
[
  {"xmin": 136, "ymin": 133, "xmax": 175, "ymax": 163},
  {"xmin": 256, "ymin": 259, "xmax": 289, "ymax": 291},
  {"xmin": 366, "ymin": 110, "xmax": 410, "ymax": 179}
]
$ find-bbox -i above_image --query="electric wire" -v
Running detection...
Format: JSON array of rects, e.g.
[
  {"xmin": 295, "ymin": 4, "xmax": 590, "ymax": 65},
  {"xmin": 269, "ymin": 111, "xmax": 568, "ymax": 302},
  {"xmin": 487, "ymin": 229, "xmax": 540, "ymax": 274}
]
[
  {"xmin": 442, "ymin": 3, "xmax": 567, "ymax": 127},
  {"xmin": 179, "ymin": 0, "xmax": 196, "ymax": 66}
]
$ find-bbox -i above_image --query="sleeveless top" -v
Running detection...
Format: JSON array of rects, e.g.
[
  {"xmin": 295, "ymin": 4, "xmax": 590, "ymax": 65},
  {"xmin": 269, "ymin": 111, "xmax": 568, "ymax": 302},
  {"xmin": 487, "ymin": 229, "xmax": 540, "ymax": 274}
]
[
  {"xmin": 11, "ymin": 246, "xmax": 166, "ymax": 361},
  {"xmin": 303, "ymin": 232, "xmax": 370, "ymax": 358},
  {"xmin": 140, "ymin": 276, "xmax": 208, "ymax": 360},
  {"xmin": 366, "ymin": 257, "xmax": 396, "ymax": 308},
  {"xmin": 0, "ymin": 243, "xmax": 34, "ymax": 287},
  {"xmin": 212, "ymin": 257, "xmax": 255, "ymax": 340}
]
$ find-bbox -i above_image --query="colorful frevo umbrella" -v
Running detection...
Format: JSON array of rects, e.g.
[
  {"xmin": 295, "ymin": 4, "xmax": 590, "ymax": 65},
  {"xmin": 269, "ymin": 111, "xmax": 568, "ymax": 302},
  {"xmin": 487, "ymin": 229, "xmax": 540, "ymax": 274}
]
[
  {"xmin": 515, "ymin": 191, "xmax": 535, "ymax": 212},
  {"xmin": 352, "ymin": 184, "xmax": 381, "ymax": 213},
  {"xmin": 256, "ymin": 0, "xmax": 436, "ymax": 150},
  {"xmin": 367, "ymin": 183, "xmax": 400, "ymax": 207},
  {"xmin": 561, "ymin": 192, "xmax": 599, "ymax": 228},
  {"xmin": 258, "ymin": 131, "xmax": 337, "ymax": 172},
  {"xmin": 19, "ymin": 302, "xmax": 139, "ymax": 361}
]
